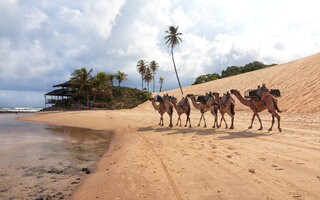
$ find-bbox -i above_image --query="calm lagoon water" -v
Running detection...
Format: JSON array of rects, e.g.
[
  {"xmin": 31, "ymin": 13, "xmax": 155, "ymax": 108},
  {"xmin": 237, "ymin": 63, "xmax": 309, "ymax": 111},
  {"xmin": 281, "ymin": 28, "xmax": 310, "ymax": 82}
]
[{"xmin": 0, "ymin": 114, "xmax": 113, "ymax": 200}]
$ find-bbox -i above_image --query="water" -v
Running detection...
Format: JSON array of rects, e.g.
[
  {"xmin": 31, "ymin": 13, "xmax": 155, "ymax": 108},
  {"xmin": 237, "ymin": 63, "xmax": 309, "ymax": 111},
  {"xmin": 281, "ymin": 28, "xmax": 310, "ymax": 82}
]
[
  {"xmin": 0, "ymin": 107, "xmax": 43, "ymax": 112},
  {"xmin": 0, "ymin": 114, "xmax": 113, "ymax": 200}
]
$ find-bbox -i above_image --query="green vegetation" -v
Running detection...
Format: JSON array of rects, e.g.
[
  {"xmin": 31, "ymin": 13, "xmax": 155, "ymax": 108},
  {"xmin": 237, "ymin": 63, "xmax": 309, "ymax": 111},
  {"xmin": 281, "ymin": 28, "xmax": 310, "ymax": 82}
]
[
  {"xmin": 192, "ymin": 61, "xmax": 277, "ymax": 85},
  {"xmin": 106, "ymin": 87, "xmax": 151, "ymax": 109},
  {"xmin": 54, "ymin": 68, "xmax": 150, "ymax": 110}
]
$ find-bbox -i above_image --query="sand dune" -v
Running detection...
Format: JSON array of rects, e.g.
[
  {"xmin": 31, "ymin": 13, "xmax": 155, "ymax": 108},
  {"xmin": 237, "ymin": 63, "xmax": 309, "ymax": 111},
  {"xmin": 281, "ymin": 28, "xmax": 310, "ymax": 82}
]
[
  {"xmin": 19, "ymin": 52, "xmax": 320, "ymax": 200},
  {"xmin": 161, "ymin": 52, "xmax": 320, "ymax": 113}
]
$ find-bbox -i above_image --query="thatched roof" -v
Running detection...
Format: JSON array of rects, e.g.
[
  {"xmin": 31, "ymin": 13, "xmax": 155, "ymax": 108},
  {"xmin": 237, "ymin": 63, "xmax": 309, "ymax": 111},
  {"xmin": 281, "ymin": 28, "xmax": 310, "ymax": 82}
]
[
  {"xmin": 53, "ymin": 80, "xmax": 74, "ymax": 87},
  {"xmin": 45, "ymin": 89, "xmax": 73, "ymax": 96}
]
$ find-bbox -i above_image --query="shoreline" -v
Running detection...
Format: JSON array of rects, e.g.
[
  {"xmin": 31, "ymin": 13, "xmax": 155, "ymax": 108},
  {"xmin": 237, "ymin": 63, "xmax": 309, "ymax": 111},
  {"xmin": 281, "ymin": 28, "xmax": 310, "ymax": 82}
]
[
  {"xmin": 1, "ymin": 113, "xmax": 114, "ymax": 200},
  {"xmin": 18, "ymin": 106, "xmax": 320, "ymax": 200}
]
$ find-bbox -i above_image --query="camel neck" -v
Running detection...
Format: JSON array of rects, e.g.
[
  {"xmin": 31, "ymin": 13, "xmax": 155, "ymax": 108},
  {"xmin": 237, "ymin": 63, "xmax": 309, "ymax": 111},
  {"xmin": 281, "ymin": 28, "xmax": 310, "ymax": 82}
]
[
  {"xmin": 190, "ymin": 96, "xmax": 202, "ymax": 110},
  {"xmin": 214, "ymin": 93, "xmax": 221, "ymax": 104},
  {"xmin": 151, "ymin": 99, "xmax": 160, "ymax": 110},
  {"xmin": 233, "ymin": 92, "xmax": 251, "ymax": 107}
]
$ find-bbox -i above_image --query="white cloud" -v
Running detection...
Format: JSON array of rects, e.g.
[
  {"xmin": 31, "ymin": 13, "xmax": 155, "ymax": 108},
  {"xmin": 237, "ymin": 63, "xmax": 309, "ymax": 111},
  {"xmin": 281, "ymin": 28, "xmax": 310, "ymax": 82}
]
[
  {"xmin": 24, "ymin": 7, "xmax": 48, "ymax": 30},
  {"xmin": 1, "ymin": 0, "xmax": 320, "ymax": 106}
]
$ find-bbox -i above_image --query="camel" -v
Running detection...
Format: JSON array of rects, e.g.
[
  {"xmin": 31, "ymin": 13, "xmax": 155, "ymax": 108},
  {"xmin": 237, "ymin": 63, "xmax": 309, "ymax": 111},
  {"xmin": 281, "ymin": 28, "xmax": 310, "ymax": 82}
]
[
  {"xmin": 205, "ymin": 92, "xmax": 219, "ymax": 128},
  {"xmin": 230, "ymin": 89, "xmax": 281, "ymax": 132},
  {"xmin": 149, "ymin": 94, "xmax": 173, "ymax": 127},
  {"xmin": 171, "ymin": 96, "xmax": 192, "ymax": 127},
  {"xmin": 213, "ymin": 92, "xmax": 235, "ymax": 129},
  {"xmin": 187, "ymin": 94, "xmax": 210, "ymax": 127},
  {"xmin": 162, "ymin": 94, "xmax": 174, "ymax": 127},
  {"xmin": 149, "ymin": 97, "xmax": 166, "ymax": 126}
]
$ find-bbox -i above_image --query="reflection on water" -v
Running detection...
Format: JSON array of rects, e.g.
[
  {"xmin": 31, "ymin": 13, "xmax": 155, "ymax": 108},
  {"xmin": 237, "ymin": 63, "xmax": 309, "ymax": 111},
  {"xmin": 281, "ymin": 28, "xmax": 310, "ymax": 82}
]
[{"xmin": 0, "ymin": 114, "xmax": 113, "ymax": 200}]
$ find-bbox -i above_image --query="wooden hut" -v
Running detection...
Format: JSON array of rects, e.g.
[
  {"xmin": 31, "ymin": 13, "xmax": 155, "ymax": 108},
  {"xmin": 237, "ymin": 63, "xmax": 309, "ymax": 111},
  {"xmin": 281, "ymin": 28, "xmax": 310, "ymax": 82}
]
[{"xmin": 44, "ymin": 81, "xmax": 76, "ymax": 107}]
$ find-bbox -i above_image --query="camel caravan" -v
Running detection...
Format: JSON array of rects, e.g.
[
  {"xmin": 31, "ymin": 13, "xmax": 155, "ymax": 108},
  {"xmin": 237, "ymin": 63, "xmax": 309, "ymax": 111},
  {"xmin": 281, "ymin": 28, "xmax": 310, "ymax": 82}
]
[{"xmin": 150, "ymin": 84, "xmax": 282, "ymax": 132}]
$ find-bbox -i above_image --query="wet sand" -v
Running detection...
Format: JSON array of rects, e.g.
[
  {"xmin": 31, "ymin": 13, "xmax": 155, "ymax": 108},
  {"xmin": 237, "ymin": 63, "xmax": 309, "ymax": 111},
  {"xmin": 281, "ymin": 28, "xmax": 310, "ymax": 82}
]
[{"xmin": 0, "ymin": 114, "xmax": 113, "ymax": 200}]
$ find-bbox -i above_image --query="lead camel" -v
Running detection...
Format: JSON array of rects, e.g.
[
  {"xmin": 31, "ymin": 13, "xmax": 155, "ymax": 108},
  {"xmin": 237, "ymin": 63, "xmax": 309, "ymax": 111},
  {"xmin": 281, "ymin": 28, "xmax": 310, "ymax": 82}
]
[{"xmin": 230, "ymin": 89, "xmax": 281, "ymax": 132}]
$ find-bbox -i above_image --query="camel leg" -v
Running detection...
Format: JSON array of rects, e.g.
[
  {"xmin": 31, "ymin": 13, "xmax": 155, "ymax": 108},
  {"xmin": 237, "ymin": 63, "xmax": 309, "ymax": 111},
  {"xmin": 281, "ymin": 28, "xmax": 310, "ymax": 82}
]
[
  {"xmin": 203, "ymin": 115, "xmax": 207, "ymax": 128},
  {"xmin": 256, "ymin": 112, "xmax": 263, "ymax": 130},
  {"xmin": 176, "ymin": 115, "xmax": 180, "ymax": 126},
  {"xmin": 249, "ymin": 113, "xmax": 255, "ymax": 129},
  {"xmin": 185, "ymin": 112, "xmax": 192, "ymax": 128},
  {"xmin": 179, "ymin": 115, "xmax": 182, "ymax": 127},
  {"xmin": 184, "ymin": 114, "xmax": 188, "ymax": 127},
  {"xmin": 158, "ymin": 117, "xmax": 161, "ymax": 125},
  {"xmin": 168, "ymin": 114, "xmax": 173, "ymax": 128},
  {"xmin": 219, "ymin": 114, "xmax": 223, "ymax": 128},
  {"xmin": 212, "ymin": 115, "xmax": 216, "ymax": 128},
  {"xmin": 268, "ymin": 112, "xmax": 274, "ymax": 131},
  {"xmin": 222, "ymin": 114, "xmax": 228, "ymax": 129},
  {"xmin": 230, "ymin": 115, "xmax": 234, "ymax": 129},
  {"xmin": 160, "ymin": 115, "xmax": 164, "ymax": 126},
  {"xmin": 198, "ymin": 115, "xmax": 203, "ymax": 126},
  {"xmin": 274, "ymin": 111, "xmax": 281, "ymax": 132}
]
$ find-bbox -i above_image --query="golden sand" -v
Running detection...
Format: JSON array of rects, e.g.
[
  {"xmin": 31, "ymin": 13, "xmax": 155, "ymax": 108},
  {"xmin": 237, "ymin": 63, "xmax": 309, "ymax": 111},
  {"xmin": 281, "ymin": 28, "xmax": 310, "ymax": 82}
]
[{"xmin": 19, "ymin": 52, "xmax": 320, "ymax": 200}]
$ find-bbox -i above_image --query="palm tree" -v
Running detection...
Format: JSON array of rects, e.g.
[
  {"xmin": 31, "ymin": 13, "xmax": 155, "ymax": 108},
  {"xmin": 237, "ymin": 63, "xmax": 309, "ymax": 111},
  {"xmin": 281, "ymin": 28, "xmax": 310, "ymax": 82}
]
[
  {"xmin": 91, "ymin": 72, "xmax": 110, "ymax": 104},
  {"xmin": 70, "ymin": 67, "xmax": 93, "ymax": 105},
  {"xmin": 136, "ymin": 60, "xmax": 147, "ymax": 90},
  {"xmin": 115, "ymin": 70, "xmax": 128, "ymax": 87},
  {"xmin": 164, "ymin": 26, "xmax": 183, "ymax": 94},
  {"xmin": 143, "ymin": 67, "xmax": 153, "ymax": 92},
  {"xmin": 149, "ymin": 60, "xmax": 159, "ymax": 93},
  {"xmin": 159, "ymin": 77, "xmax": 164, "ymax": 92},
  {"xmin": 106, "ymin": 74, "xmax": 114, "ymax": 87}
]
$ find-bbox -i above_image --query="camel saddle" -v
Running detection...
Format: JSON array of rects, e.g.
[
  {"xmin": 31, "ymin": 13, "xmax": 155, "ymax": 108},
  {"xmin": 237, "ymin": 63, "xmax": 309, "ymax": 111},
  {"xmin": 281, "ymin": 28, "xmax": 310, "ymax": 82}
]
[
  {"xmin": 219, "ymin": 92, "xmax": 232, "ymax": 105},
  {"xmin": 155, "ymin": 95, "xmax": 164, "ymax": 103},
  {"xmin": 244, "ymin": 89, "xmax": 281, "ymax": 100},
  {"xmin": 196, "ymin": 94, "xmax": 211, "ymax": 104},
  {"xmin": 178, "ymin": 97, "xmax": 189, "ymax": 106}
]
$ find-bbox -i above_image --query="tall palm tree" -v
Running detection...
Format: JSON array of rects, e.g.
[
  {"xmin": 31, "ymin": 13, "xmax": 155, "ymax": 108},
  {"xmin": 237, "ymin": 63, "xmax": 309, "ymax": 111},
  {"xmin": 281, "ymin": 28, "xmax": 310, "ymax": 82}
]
[
  {"xmin": 136, "ymin": 60, "xmax": 147, "ymax": 90},
  {"xmin": 164, "ymin": 26, "xmax": 183, "ymax": 94},
  {"xmin": 159, "ymin": 77, "xmax": 164, "ymax": 92},
  {"xmin": 70, "ymin": 67, "xmax": 93, "ymax": 105},
  {"xmin": 115, "ymin": 70, "xmax": 128, "ymax": 87},
  {"xmin": 149, "ymin": 60, "xmax": 159, "ymax": 93},
  {"xmin": 143, "ymin": 67, "xmax": 153, "ymax": 92}
]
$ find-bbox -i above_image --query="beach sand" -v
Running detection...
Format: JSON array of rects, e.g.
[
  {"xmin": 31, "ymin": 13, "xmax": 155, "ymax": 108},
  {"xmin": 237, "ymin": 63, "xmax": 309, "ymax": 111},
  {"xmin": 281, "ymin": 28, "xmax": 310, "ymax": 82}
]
[{"xmin": 19, "ymin": 52, "xmax": 320, "ymax": 200}]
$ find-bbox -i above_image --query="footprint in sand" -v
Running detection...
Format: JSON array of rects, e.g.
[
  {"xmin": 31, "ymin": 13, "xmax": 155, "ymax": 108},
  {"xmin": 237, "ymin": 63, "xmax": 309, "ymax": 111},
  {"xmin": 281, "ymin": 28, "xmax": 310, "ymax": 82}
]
[
  {"xmin": 259, "ymin": 158, "xmax": 266, "ymax": 161},
  {"xmin": 316, "ymin": 176, "xmax": 320, "ymax": 181}
]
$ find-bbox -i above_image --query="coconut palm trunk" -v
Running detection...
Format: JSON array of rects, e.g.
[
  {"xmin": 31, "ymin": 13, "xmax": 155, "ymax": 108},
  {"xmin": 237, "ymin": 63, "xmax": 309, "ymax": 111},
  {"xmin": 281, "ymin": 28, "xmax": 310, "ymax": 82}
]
[
  {"xmin": 171, "ymin": 47, "xmax": 183, "ymax": 94},
  {"xmin": 153, "ymin": 75, "xmax": 155, "ymax": 93}
]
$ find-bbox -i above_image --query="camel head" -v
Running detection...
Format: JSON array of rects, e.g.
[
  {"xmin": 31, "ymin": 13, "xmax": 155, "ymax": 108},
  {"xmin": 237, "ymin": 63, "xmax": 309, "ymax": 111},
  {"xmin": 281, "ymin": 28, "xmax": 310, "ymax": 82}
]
[
  {"xmin": 230, "ymin": 89, "xmax": 239, "ymax": 94},
  {"xmin": 162, "ymin": 94, "xmax": 171, "ymax": 102},
  {"xmin": 170, "ymin": 96, "xmax": 178, "ymax": 104},
  {"xmin": 186, "ymin": 94, "xmax": 194, "ymax": 98}
]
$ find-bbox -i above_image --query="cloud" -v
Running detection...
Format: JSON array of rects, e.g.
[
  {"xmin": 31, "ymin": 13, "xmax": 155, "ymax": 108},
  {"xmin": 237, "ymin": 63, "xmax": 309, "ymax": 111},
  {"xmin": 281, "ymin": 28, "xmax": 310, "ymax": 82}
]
[{"xmin": 1, "ymin": 0, "xmax": 320, "ymax": 107}]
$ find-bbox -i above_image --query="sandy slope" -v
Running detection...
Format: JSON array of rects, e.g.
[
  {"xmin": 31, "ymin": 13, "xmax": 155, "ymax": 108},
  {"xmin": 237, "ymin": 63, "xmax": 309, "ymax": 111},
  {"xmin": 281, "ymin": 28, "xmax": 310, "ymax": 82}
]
[
  {"xmin": 19, "ymin": 52, "xmax": 320, "ymax": 200},
  {"xmin": 162, "ymin": 52, "xmax": 320, "ymax": 113}
]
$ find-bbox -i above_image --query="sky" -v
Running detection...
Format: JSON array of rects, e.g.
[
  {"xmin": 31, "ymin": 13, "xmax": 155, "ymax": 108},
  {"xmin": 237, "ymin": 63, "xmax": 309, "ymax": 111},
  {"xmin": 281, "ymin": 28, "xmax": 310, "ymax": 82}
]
[{"xmin": 0, "ymin": 0, "xmax": 319, "ymax": 107}]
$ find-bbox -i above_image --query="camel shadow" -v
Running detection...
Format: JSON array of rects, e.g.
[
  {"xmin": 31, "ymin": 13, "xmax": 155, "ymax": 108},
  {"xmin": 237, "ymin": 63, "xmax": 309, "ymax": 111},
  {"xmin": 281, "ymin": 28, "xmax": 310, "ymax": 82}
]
[
  {"xmin": 216, "ymin": 129, "xmax": 277, "ymax": 140},
  {"xmin": 137, "ymin": 125, "xmax": 277, "ymax": 139}
]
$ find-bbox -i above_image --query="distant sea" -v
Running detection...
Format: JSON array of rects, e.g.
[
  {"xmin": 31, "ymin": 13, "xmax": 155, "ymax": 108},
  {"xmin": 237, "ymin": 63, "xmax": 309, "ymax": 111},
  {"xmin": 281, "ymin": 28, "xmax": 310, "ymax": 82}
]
[{"xmin": 0, "ymin": 107, "xmax": 43, "ymax": 112}]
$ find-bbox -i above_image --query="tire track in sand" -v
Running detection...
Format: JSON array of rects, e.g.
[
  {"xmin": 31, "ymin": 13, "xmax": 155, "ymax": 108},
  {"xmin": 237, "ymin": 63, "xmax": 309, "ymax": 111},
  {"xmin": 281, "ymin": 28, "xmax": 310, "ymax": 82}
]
[{"xmin": 136, "ymin": 132, "xmax": 183, "ymax": 200}]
